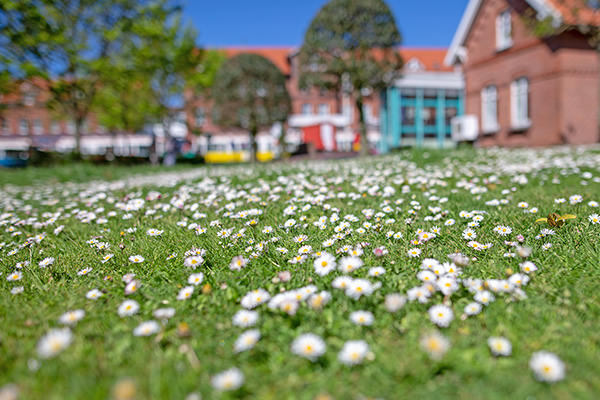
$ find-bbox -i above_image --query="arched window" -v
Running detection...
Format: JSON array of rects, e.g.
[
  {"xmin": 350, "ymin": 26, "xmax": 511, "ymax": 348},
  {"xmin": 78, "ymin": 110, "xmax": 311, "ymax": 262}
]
[
  {"xmin": 511, "ymin": 77, "xmax": 530, "ymax": 129},
  {"xmin": 481, "ymin": 85, "xmax": 498, "ymax": 133}
]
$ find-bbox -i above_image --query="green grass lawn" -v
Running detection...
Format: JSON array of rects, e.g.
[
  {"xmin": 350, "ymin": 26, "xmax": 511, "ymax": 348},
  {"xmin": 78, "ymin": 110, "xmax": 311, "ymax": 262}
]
[{"xmin": 0, "ymin": 146, "xmax": 599, "ymax": 399}]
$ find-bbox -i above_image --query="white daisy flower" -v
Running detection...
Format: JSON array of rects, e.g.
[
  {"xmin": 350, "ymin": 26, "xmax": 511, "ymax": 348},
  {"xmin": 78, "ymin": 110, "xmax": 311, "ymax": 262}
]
[
  {"xmin": 177, "ymin": 286, "xmax": 194, "ymax": 300},
  {"xmin": 211, "ymin": 368, "xmax": 244, "ymax": 391},
  {"xmin": 133, "ymin": 320, "xmax": 160, "ymax": 336},
  {"xmin": 291, "ymin": 333, "xmax": 326, "ymax": 361},
  {"xmin": 338, "ymin": 340, "xmax": 370, "ymax": 366},
  {"xmin": 37, "ymin": 328, "xmax": 73, "ymax": 358},
  {"xmin": 488, "ymin": 336, "xmax": 512, "ymax": 356},
  {"xmin": 153, "ymin": 307, "xmax": 175, "ymax": 320},
  {"xmin": 420, "ymin": 331, "xmax": 450, "ymax": 360},
  {"xmin": 314, "ymin": 253, "xmax": 336, "ymax": 276},
  {"xmin": 232, "ymin": 310, "xmax": 259, "ymax": 327},
  {"xmin": 128, "ymin": 255, "xmax": 144, "ymax": 263},
  {"xmin": 184, "ymin": 256, "xmax": 204, "ymax": 269},
  {"xmin": 86, "ymin": 289, "xmax": 103, "ymax": 300},
  {"xmin": 349, "ymin": 310, "xmax": 374, "ymax": 326},
  {"xmin": 384, "ymin": 293, "xmax": 406, "ymax": 312},
  {"xmin": 7, "ymin": 271, "xmax": 22, "ymax": 281},
  {"xmin": 118, "ymin": 300, "xmax": 140, "ymax": 317},
  {"xmin": 428, "ymin": 304, "xmax": 454, "ymax": 327},
  {"xmin": 464, "ymin": 302, "xmax": 482, "ymax": 316},
  {"xmin": 233, "ymin": 329, "xmax": 261, "ymax": 353},
  {"xmin": 529, "ymin": 351, "xmax": 565, "ymax": 382},
  {"xmin": 188, "ymin": 273, "xmax": 204, "ymax": 286},
  {"xmin": 38, "ymin": 257, "xmax": 55, "ymax": 268},
  {"xmin": 59, "ymin": 309, "xmax": 85, "ymax": 326}
]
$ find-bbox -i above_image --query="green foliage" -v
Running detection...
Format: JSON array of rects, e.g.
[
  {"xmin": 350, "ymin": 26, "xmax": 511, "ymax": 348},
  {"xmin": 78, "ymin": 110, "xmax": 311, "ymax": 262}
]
[
  {"xmin": 299, "ymin": 0, "xmax": 402, "ymax": 91},
  {"xmin": 298, "ymin": 0, "xmax": 402, "ymax": 152},
  {"xmin": 0, "ymin": 0, "xmax": 193, "ymax": 152},
  {"xmin": 211, "ymin": 53, "xmax": 291, "ymax": 159}
]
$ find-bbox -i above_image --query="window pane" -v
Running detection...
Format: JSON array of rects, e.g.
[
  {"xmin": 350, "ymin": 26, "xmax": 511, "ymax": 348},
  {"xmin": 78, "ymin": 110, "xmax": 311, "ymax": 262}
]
[
  {"xmin": 402, "ymin": 106, "xmax": 416, "ymax": 125},
  {"xmin": 423, "ymin": 107, "xmax": 436, "ymax": 126},
  {"xmin": 445, "ymin": 107, "xmax": 457, "ymax": 126}
]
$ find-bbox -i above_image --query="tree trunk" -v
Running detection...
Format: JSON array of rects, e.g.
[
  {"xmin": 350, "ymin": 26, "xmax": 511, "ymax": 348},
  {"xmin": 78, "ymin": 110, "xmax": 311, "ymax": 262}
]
[
  {"xmin": 150, "ymin": 133, "xmax": 159, "ymax": 165},
  {"xmin": 162, "ymin": 119, "xmax": 177, "ymax": 166},
  {"xmin": 356, "ymin": 97, "xmax": 368, "ymax": 156},
  {"xmin": 74, "ymin": 117, "xmax": 83, "ymax": 158},
  {"xmin": 597, "ymin": 48, "xmax": 600, "ymax": 142},
  {"xmin": 250, "ymin": 128, "xmax": 258, "ymax": 163},
  {"xmin": 106, "ymin": 131, "xmax": 116, "ymax": 162}
]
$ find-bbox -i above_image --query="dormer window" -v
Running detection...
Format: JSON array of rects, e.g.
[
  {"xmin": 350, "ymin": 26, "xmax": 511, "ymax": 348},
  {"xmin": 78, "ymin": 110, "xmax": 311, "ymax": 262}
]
[
  {"xmin": 406, "ymin": 58, "xmax": 425, "ymax": 72},
  {"xmin": 23, "ymin": 91, "xmax": 36, "ymax": 107},
  {"xmin": 496, "ymin": 10, "xmax": 512, "ymax": 51}
]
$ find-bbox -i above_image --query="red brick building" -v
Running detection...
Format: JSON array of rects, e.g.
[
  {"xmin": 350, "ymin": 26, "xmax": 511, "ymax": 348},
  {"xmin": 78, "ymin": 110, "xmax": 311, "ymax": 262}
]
[
  {"xmin": 187, "ymin": 46, "xmax": 451, "ymax": 153},
  {"xmin": 1, "ymin": 47, "xmax": 452, "ymax": 155},
  {"xmin": 446, "ymin": 0, "xmax": 600, "ymax": 146}
]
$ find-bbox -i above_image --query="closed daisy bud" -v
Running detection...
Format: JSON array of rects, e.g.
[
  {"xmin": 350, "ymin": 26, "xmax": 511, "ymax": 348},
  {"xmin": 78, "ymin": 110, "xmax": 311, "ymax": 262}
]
[{"xmin": 112, "ymin": 378, "xmax": 137, "ymax": 400}]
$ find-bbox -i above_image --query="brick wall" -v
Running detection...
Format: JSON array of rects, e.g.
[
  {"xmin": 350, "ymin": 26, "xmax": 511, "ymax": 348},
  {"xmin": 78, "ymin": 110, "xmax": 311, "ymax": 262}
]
[{"xmin": 463, "ymin": 0, "xmax": 599, "ymax": 146}]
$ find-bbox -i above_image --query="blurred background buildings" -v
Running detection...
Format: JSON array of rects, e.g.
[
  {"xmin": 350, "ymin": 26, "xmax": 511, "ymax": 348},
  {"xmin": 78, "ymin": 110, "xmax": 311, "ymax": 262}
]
[{"xmin": 1, "ymin": 0, "xmax": 599, "ymax": 165}]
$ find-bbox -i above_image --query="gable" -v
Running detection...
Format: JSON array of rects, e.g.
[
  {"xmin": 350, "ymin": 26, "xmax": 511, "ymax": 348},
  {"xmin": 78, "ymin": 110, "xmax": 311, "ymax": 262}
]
[{"xmin": 445, "ymin": 0, "xmax": 563, "ymax": 65}]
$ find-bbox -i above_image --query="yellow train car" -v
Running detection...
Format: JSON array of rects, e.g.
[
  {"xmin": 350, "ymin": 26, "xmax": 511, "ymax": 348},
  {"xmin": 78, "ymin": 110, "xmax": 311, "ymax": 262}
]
[{"xmin": 203, "ymin": 138, "xmax": 276, "ymax": 164}]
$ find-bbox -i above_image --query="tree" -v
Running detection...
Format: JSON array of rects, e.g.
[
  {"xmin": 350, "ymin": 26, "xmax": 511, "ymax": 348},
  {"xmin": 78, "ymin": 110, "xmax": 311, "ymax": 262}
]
[
  {"xmin": 211, "ymin": 53, "xmax": 291, "ymax": 162},
  {"xmin": 119, "ymin": 10, "xmax": 209, "ymax": 165},
  {"xmin": 298, "ymin": 0, "xmax": 402, "ymax": 154},
  {"xmin": 183, "ymin": 49, "xmax": 226, "ymax": 136},
  {"xmin": 0, "ymin": 0, "xmax": 176, "ymax": 155}
]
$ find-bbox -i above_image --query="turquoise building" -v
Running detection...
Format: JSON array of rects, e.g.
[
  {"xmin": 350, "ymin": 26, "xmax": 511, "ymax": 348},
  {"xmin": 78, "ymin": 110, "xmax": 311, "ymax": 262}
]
[{"xmin": 379, "ymin": 65, "xmax": 464, "ymax": 151}]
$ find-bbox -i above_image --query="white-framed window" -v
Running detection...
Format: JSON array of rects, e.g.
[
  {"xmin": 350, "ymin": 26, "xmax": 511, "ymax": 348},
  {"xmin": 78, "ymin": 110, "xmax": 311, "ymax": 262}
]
[
  {"xmin": 0, "ymin": 118, "xmax": 8, "ymax": 135},
  {"xmin": 511, "ymin": 77, "xmax": 530, "ymax": 129},
  {"xmin": 317, "ymin": 103, "xmax": 329, "ymax": 115},
  {"xmin": 23, "ymin": 92, "xmax": 36, "ymax": 106},
  {"xmin": 301, "ymin": 103, "xmax": 312, "ymax": 115},
  {"xmin": 66, "ymin": 120, "xmax": 76, "ymax": 135},
  {"xmin": 496, "ymin": 10, "xmax": 512, "ymax": 51},
  {"xmin": 195, "ymin": 107, "xmax": 205, "ymax": 126},
  {"xmin": 51, "ymin": 121, "xmax": 61, "ymax": 135},
  {"xmin": 342, "ymin": 103, "xmax": 353, "ymax": 120},
  {"xmin": 481, "ymin": 85, "xmax": 498, "ymax": 133},
  {"xmin": 19, "ymin": 119, "xmax": 29, "ymax": 135},
  {"xmin": 33, "ymin": 119, "xmax": 43, "ymax": 135}
]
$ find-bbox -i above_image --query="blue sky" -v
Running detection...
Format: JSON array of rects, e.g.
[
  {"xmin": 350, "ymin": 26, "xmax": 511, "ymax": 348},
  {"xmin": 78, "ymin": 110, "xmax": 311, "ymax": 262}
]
[{"xmin": 184, "ymin": 0, "xmax": 469, "ymax": 48}]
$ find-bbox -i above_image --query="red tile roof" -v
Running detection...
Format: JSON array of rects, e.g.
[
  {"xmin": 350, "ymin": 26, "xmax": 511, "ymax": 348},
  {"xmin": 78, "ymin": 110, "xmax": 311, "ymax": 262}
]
[
  {"xmin": 546, "ymin": 0, "xmax": 600, "ymax": 26},
  {"xmin": 399, "ymin": 48, "xmax": 451, "ymax": 72},
  {"xmin": 218, "ymin": 46, "xmax": 450, "ymax": 74},
  {"xmin": 220, "ymin": 47, "xmax": 293, "ymax": 75}
]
